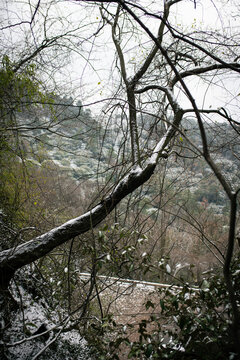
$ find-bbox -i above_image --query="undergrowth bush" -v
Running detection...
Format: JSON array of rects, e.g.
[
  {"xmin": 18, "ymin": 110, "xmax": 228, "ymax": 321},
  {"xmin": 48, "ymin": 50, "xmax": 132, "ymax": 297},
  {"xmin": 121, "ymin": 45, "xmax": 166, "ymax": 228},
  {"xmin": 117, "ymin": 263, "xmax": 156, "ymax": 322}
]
[{"xmin": 93, "ymin": 253, "xmax": 240, "ymax": 360}]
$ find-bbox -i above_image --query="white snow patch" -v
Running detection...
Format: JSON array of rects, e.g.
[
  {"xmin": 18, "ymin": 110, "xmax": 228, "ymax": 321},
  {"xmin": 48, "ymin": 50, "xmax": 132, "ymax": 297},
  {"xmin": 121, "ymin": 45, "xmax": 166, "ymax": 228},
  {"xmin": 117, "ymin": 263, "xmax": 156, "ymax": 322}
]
[
  {"xmin": 61, "ymin": 330, "xmax": 87, "ymax": 346},
  {"xmin": 4, "ymin": 273, "xmax": 93, "ymax": 360},
  {"xmin": 132, "ymin": 165, "xmax": 143, "ymax": 176},
  {"xmin": 166, "ymin": 264, "xmax": 171, "ymax": 274},
  {"xmin": 70, "ymin": 162, "xmax": 78, "ymax": 170}
]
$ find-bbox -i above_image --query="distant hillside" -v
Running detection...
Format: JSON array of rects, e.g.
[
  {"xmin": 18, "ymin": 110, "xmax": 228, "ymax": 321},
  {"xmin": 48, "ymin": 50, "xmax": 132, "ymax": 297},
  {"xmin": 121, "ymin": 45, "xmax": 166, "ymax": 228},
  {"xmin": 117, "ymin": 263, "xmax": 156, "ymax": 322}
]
[{"xmin": 16, "ymin": 98, "xmax": 240, "ymax": 214}]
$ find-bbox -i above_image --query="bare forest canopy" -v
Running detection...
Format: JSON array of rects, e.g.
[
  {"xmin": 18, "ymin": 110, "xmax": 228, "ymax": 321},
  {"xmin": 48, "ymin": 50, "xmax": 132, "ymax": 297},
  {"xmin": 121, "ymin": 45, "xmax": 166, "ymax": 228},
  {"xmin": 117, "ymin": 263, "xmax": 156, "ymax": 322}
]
[{"xmin": 0, "ymin": 0, "xmax": 240, "ymax": 359}]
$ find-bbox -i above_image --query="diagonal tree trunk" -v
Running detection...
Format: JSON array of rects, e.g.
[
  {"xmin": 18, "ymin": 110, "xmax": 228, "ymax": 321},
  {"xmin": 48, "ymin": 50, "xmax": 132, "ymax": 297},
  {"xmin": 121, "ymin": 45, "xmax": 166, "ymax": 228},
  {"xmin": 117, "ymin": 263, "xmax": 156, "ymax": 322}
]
[{"xmin": 0, "ymin": 110, "xmax": 183, "ymax": 291}]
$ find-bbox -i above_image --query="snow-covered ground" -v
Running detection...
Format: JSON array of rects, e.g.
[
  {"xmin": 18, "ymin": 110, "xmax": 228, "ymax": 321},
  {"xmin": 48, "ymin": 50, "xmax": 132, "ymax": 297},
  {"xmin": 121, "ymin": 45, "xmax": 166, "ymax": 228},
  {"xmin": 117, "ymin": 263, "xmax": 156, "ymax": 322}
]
[{"xmin": 3, "ymin": 271, "xmax": 93, "ymax": 360}]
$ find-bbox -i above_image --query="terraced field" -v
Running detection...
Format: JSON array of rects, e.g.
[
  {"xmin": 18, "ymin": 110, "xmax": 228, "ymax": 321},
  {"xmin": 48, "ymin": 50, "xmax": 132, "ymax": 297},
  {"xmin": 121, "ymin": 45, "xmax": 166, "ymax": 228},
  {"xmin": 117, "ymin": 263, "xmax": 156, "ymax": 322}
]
[{"xmin": 78, "ymin": 274, "xmax": 183, "ymax": 358}]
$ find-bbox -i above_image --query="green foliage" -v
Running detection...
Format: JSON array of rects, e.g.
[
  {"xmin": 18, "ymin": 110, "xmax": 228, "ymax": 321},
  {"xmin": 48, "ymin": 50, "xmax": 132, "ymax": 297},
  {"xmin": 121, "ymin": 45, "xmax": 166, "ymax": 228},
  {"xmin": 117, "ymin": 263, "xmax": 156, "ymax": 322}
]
[
  {"xmin": 0, "ymin": 56, "xmax": 58, "ymax": 229},
  {"xmin": 93, "ymin": 224, "xmax": 151, "ymax": 279},
  {"xmin": 106, "ymin": 254, "xmax": 240, "ymax": 359},
  {"xmin": 0, "ymin": 56, "xmax": 45, "ymax": 224},
  {"xmin": 0, "ymin": 55, "xmax": 50, "ymax": 114},
  {"xmin": 194, "ymin": 180, "xmax": 226, "ymax": 207}
]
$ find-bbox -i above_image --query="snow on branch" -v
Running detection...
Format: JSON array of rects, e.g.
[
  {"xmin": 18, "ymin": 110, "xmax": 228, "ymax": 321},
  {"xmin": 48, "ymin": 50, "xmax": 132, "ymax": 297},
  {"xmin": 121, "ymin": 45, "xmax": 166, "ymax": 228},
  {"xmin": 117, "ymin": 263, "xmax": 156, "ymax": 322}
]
[
  {"xmin": 0, "ymin": 106, "xmax": 183, "ymax": 284},
  {"xmin": 135, "ymin": 85, "xmax": 181, "ymax": 113}
]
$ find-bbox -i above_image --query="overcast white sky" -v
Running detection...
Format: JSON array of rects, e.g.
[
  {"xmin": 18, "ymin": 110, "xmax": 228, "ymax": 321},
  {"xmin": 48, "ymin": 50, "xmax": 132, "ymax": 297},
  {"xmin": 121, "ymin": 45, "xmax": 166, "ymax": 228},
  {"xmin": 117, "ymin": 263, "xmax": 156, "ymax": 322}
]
[
  {"xmin": 66, "ymin": 0, "xmax": 239, "ymax": 119},
  {"xmin": 2, "ymin": 0, "xmax": 239, "ymax": 118}
]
